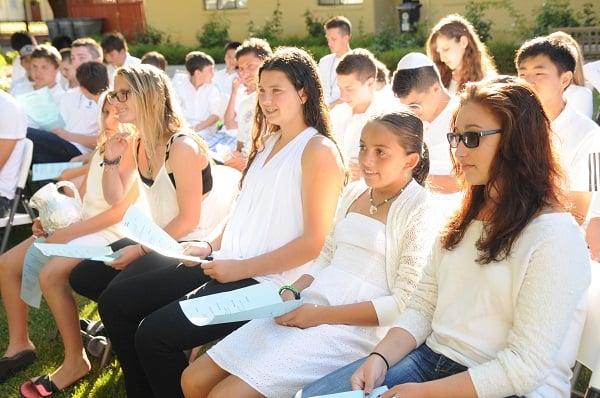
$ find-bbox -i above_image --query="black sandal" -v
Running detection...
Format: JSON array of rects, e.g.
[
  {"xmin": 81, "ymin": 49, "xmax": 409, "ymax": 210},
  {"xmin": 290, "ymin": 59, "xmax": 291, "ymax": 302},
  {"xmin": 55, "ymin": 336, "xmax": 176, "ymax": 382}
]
[
  {"xmin": 0, "ymin": 350, "xmax": 36, "ymax": 382},
  {"xmin": 20, "ymin": 375, "xmax": 60, "ymax": 397}
]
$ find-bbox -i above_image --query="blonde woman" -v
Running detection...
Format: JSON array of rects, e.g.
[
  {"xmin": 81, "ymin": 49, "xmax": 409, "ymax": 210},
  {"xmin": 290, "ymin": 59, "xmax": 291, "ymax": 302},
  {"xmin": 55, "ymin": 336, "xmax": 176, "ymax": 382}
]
[
  {"xmin": 68, "ymin": 64, "xmax": 219, "ymax": 398},
  {"xmin": 0, "ymin": 96, "xmax": 138, "ymax": 397}
]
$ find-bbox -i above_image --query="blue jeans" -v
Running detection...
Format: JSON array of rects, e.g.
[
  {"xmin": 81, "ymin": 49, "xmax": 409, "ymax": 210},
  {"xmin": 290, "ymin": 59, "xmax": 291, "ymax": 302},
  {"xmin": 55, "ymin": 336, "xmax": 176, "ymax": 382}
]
[{"xmin": 299, "ymin": 344, "xmax": 522, "ymax": 398}]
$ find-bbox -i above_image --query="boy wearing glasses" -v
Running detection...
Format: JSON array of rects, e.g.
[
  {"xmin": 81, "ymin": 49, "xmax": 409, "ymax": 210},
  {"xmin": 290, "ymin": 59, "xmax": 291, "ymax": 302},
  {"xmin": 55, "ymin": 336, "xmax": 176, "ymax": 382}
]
[
  {"xmin": 26, "ymin": 61, "xmax": 109, "ymax": 163},
  {"xmin": 392, "ymin": 52, "xmax": 459, "ymax": 193},
  {"xmin": 516, "ymin": 37, "xmax": 600, "ymax": 225}
]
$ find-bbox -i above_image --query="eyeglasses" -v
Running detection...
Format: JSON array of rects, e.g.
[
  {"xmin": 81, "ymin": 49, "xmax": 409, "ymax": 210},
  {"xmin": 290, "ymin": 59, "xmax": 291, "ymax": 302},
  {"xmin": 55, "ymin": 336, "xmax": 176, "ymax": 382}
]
[
  {"xmin": 446, "ymin": 129, "xmax": 501, "ymax": 149},
  {"xmin": 107, "ymin": 90, "xmax": 131, "ymax": 104}
]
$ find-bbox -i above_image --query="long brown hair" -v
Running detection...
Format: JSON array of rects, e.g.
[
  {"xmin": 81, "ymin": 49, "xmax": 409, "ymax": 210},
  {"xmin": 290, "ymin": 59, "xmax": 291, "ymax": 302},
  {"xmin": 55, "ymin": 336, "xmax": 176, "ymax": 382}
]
[
  {"xmin": 241, "ymin": 47, "xmax": 343, "ymax": 185},
  {"xmin": 426, "ymin": 14, "xmax": 497, "ymax": 92},
  {"xmin": 441, "ymin": 77, "xmax": 566, "ymax": 264}
]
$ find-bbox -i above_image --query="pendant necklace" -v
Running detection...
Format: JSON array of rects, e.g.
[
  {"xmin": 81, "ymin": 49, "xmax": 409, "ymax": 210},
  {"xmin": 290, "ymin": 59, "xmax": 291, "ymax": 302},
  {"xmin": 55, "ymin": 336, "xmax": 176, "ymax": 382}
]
[{"xmin": 369, "ymin": 186, "xmax": 405, "ymax": 215}]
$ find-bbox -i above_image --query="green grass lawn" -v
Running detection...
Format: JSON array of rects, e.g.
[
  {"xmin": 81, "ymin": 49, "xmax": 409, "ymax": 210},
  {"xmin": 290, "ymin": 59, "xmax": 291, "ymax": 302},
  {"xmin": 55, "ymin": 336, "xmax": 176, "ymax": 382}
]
[{"xmin": 0, "ymin": 225, "xmax": 126, "ymax": 397}]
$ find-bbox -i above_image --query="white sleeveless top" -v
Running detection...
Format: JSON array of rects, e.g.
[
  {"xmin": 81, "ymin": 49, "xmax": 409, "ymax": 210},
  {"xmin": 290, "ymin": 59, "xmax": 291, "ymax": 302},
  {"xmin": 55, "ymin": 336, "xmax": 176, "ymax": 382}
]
[
  {"xmin": 217, "ymin": 127, "xmax": 318, "ymax": 285},
  {"xmin": 138, "ymin": 134, "xmax": 213, "ymax": 241},
  {"xmin": 81, "ymin": 150, "xmax": 123, "ymax": 242}
]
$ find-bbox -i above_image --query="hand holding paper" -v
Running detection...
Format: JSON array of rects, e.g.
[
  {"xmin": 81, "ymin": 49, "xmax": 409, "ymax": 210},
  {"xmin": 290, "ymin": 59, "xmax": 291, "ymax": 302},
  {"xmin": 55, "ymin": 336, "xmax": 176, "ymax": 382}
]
[
  {"xmin": 179, "ymin": 283, "xmax": 303, "ymax": 326},
  {"xmin": 120, "ymin": 206, "xmax": 209, "ymax": 263},
  {"xmin": 310, "ymin": 386, "xmax": 388, "ymax": 398}
]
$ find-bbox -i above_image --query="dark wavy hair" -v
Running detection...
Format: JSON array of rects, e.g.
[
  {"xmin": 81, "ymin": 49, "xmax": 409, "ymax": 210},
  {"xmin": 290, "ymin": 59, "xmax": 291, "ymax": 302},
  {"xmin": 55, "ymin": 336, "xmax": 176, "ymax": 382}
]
[
  {"xmin": 426, "ymin": 14, "xmax": 496, "ymax": 92},
  {"xmin": 368, "ymin": 111, "xmax": 429, "ymax": 186},
  {"xmin": 441, "ymin": 76, "xmax": 566, "ymax": 264},
  {"xmin": 241, "ymin": 47, "xmax": 344, "ymax": 185}
]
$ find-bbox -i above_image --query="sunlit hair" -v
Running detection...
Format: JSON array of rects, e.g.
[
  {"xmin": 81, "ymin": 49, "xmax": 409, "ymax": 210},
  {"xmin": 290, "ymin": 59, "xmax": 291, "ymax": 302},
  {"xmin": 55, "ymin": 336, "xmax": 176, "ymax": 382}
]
[
  {"xmin": 241, "ymin": 47, "xmax": 344, "ymax": 185},
  {"xmin": 115, "ymin": 64, "xmax": 208, "ymax": 162},
  {"xmin": 367, "ymin": 111, "xmax": 429, "ymax": 186},
  {"xmin": 426, "ymin": 14, "xmax": 496, "ymax": 92},
  {"xmin": 441, "ymin": 76, "xmax": 566, "ymax": 264},
  {"xmin": 547, "ymin": 31, "xmax": 586, "ymax": 86},
  {"xmin": 96, "ymin": 93, "xmax": 136, "ymax": 153}
]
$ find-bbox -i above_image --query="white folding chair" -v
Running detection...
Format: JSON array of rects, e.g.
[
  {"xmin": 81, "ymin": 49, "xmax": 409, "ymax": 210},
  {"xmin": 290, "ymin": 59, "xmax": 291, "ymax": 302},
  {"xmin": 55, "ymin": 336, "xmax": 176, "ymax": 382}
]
[
  {"xmin": 577, "ymin": 263, "xmax": 600, "ymax": 397},
  {"xmin": 0, "ymin": 138, "xmax": 35, "ymax": 253}
]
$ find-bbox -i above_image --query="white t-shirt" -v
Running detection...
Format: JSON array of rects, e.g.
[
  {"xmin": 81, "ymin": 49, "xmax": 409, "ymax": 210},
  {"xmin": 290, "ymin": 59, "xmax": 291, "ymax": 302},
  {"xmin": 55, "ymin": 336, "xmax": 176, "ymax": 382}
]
[
  {"xmin": 583, "ymin": 60, "xmax": 600, "ymax": 96},
  {"xmin": 318, "ymin": 53, "xmax": 342, "ymax": 105},
  {"xmin": 564, "ymin": 84, "xmax": 593, "ymax": 119},
  {"xmin": 10, "ymin": 57, "xmax": 26, "ymax": 89},
  {"xmin": 59, "ymin": 87, "xmax": 100, "ymax": 154},
  {"xmin": 551, "ymin": 103, "xmax": 600, "ymax": 192},
  {"xmin": 425, "ymin": 96, "xmax": 459, "ymax": 176},
  {"xmin": 9, "ymin": 77, "xmax": 33, "ymax": 97},
  {"xmin": 330, "ymin": 95, "xmax": 396, "ymax": 161},
  {"xmin": 213, "ymin": 67, "xmax": 237, "ymax": 96},
  {"xmin": 235, "ymin": 89, "xmax": 257, "ymax": 155},
  {"xmin": 173, "ymin": 78, "xmax": 222, "ymax": 135},
  {"xmin": 19, "ymin": 84, "xmax": 66, "ymax": 129},
  {"xmin": 107, "ymin": 53, "xmax": 141, "ymax": 85},
  {"xmin": 0, "ymin": 91, "xmax": 27, "ymax": 199}
]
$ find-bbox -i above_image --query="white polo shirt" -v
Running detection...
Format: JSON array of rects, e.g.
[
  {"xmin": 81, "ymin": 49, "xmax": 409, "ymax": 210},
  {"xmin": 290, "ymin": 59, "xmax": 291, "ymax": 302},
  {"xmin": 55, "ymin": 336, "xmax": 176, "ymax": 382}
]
[
  {"xmin": 59, "ymin": 87, "xmax": 100, "ymax": 154},
  {"xmin": 173, "ymin": 78, "xmax": 222, "ymax": 135},
  {"xmin": 235, "ymin": 89, "xmax": 257, "ymax": 155},
  {"xmin": 213, "ymin": 67, "xmax": 238, "ymax": 96},
  {"xmin": 551, "ymin": 103, "xmax": 600, "ymax": 192},
  {"xmin": 564, "ymin": 84, "xmax": 593, "ymax": 119},
  {"xmin": 0, "ymin": 91, "xmax": 27, "ymax": 199},
  {"xmin": 9, "ymin": 78, "xmax": 33, "ymax": 97},
  {"xmin": 425, "ymin": 96, "xmax": 459, "ymax": 176},
  {"xmin": 330, "ymin": 95, "xmax": 396, "ymax": 161},
  {"xmin": 20, "ymin": 84, "xmax": 66, "ymax": 129},
  {"xmin": 107, "ymin": 53, "xmax": 141, "ymax": 85},
  {"xmin": 318, "ymin": 53, "xmax": 342, "ymax": 105}
]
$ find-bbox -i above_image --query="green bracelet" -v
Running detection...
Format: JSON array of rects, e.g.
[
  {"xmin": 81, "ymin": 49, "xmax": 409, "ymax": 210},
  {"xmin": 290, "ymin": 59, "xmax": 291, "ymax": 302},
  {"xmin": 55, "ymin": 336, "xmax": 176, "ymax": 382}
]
[{"xmin": 278, "ymin": 285, "xmax": 301, "ymax": 300}]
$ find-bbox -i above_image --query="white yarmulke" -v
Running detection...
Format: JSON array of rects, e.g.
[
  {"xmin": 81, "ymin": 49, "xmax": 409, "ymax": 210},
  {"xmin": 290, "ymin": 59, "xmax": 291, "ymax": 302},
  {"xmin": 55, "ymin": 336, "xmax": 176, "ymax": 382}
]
[{"xmin": 396, "ymin": 52, "xmax": 435, "ymax": 70}]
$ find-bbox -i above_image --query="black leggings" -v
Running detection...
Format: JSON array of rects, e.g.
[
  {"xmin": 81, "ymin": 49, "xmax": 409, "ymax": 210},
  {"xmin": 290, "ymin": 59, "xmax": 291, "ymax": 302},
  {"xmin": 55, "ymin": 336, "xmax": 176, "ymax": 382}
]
[{"xmin": 69, "ymin": 237, "xmax": 258, "ymax": 398}]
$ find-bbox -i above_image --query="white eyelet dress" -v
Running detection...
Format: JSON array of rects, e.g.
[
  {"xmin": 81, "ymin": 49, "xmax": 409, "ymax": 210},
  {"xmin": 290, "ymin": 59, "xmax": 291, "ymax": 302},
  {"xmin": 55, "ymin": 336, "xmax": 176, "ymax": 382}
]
[{"xmin": 207, "ymin": 212, "xmax": 388, "ymax": 397}]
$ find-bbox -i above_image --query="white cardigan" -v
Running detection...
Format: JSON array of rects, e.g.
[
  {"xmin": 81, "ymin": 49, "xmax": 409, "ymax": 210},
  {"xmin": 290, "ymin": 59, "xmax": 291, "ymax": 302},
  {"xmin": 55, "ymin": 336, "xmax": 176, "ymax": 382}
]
[{"xmin": 307, "ymin": 179, "xmax": 439, "ymax": 326}]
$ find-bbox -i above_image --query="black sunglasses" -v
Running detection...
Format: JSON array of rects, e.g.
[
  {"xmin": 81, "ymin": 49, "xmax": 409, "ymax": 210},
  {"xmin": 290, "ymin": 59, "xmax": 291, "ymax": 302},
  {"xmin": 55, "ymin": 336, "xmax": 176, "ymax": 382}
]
[
  {"xmin": 107, "ymin": 89, "xmax": 131, "ymax": 104},
  {"xmin": 446, "ymin": 129, "xmax": 501, "ymax": 149}
]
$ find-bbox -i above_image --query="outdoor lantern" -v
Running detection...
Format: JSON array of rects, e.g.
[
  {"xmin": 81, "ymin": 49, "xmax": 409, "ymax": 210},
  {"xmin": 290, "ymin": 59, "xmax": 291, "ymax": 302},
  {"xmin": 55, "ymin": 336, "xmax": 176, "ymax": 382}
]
[{"xmin": 397, "ymin": 0, "xmax": 422, "ymax": 32}]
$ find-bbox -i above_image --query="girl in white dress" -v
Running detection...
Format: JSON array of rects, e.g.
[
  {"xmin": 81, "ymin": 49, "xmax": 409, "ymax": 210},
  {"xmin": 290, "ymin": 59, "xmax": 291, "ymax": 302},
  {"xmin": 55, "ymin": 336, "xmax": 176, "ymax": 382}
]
[
  {"xmin": 0, "ymin": 96, "xmax": 138, "ymax": 395},
  {"xmin": 183, "ymin": 111, "xmax": 439, "ymax": 397},
  {"xmin": 124, "ymin": 47, "xmax": 346, "ymax": 398},
  {"xmin": 302, "ymin": 77, "xmax": 591, "ymax": 398}
]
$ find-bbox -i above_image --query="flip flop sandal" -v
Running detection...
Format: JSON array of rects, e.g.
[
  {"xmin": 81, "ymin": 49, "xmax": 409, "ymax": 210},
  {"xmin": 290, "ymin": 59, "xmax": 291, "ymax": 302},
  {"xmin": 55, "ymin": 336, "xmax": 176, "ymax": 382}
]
[
  {"xmin": 80, "ymin": 331, "xmax": 112, "ymax": 369},
  {"xmin": 0, "ymin": 350, "xmax": 37, "ymax": 382},
  {"xmin": 20, "ymin": 375, "xmax": 60, "ymax": 397}
]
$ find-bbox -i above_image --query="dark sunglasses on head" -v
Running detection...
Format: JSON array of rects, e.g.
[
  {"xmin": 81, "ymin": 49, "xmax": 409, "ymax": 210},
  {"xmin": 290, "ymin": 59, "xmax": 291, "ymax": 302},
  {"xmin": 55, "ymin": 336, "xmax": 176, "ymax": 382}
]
[
  {"xmin": 446, "ymin": 129, "xmax": 501, "ymax": 149},
  {"xmin": 107, "ymin": 89, "xmax": 131, "ymax": 104}
]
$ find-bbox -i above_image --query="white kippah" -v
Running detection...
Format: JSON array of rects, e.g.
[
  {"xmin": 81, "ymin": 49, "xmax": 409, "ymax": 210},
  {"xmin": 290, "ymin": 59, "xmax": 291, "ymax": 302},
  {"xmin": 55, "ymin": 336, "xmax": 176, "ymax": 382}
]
[{"xmin": 396, "ymin": 52, "xmax": 435, "ymax": 70}]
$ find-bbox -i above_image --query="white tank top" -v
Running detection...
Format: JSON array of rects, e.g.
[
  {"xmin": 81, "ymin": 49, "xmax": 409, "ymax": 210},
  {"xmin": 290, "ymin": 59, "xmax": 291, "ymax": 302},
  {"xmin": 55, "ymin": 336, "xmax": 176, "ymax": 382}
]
[{"xmin": 217, "ymin": 127, "xmax": 319, "ymax": 285}]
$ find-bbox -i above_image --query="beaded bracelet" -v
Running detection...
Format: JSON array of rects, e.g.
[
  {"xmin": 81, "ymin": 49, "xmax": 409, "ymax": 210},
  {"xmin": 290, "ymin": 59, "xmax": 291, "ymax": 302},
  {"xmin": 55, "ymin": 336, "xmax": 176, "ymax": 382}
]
[
  {"xmin": 101, "ymin": 155, "xmax": 122, "ymax": 167},
  {"xmin": 278, "ymin": 285, "xmax": 301, "ymax": 300},
  {"xmin": 369, "ymin": 352, "xmax": 390, "ymax": 370}
]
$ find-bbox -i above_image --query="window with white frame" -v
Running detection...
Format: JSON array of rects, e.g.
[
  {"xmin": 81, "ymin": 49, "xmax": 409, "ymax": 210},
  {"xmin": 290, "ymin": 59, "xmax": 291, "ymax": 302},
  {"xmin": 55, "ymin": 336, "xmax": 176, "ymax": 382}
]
[
  {"xmin": 318, "ymin": 0, "xmax": 363, "ymax": 5},
  {"xmin": 205, "ymin": 0, "xmax": 248, "ymax": 10}
]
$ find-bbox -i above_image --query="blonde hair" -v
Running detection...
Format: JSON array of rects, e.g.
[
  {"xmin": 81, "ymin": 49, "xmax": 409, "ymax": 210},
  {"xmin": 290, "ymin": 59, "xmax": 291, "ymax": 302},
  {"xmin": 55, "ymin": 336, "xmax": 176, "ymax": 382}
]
[
  {"xmin": 426, "ymin": 14, "xmax": 497, "ymax": 91},
  {"xmin": 115, "ymin": 64, "xmax": 209, "ymax": 162},
  {"xmin": 548, "ymin": 31, "xmax": 585, "ymax": 86}
]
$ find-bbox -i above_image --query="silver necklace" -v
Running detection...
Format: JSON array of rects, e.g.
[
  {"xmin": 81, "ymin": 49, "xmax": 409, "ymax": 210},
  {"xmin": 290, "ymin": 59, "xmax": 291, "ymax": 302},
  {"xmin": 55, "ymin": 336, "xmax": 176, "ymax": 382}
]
[{"xmin": 368, "ymin": 186, "xmax": 405, "ymax": 215}]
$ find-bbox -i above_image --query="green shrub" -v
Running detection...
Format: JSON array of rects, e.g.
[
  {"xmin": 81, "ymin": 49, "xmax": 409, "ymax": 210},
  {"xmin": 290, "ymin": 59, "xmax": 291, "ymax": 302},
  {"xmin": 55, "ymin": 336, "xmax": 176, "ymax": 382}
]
[
  {"xmin": 532, "ymin": 0, "xmax": 579, "ymax": 36},
  {"xmin": 197, "ymin": 14, "xmax": 230, "ymax": 48},
  {"xmin": 465, "ymin": 1, "xmax": 493, "ymax": 42},
  {"xmin": 303, "ymin": 10, "xmax": 325, "ymax": 40},
  {"xmin": 579, "ymin": 2, "xmax": 598, "ymax": 27},
  {"xmin": 134, "ymin": 26, "xmax": 169, "ymax": 45},
  {"xmin": 487, "ymin": 40, "xmax": 518, "ymax": 74},
  {"xmin": 248, "ymin": 1, "xmax": 283, "ymax": 42}
]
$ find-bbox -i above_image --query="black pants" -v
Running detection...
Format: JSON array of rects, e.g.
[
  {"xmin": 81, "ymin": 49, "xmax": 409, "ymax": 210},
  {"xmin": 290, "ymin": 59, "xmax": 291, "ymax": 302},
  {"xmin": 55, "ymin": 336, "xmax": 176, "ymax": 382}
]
[
  {"xmin": 69, "ymin": 237, "xmax": 259, "ymax": 398},
  {"xmin": 27, "ymin": 127, "xmax": 82, "ymax": 164}
]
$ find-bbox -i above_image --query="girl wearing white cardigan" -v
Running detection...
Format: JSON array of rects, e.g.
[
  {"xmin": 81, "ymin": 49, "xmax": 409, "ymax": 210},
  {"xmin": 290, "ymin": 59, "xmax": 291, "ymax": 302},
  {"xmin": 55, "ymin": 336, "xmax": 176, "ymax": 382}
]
[
  {"xmin": 181, "ymin": 111, "xmax": 438, "ymax": 397},
  {"xmin": 301, "ymin": 78, "xmax": 591, "ymax": 398}
]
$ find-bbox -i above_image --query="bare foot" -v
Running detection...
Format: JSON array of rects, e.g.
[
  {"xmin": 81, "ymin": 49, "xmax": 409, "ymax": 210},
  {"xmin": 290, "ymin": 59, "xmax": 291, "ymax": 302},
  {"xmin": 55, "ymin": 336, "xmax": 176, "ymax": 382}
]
[
  {"xmin": 48, "ymin": 355, "xmax": 91, "ymax": 390},
  {"xmin": 4, "ymin": 340, "xmax": 36, "ymax": 358}
]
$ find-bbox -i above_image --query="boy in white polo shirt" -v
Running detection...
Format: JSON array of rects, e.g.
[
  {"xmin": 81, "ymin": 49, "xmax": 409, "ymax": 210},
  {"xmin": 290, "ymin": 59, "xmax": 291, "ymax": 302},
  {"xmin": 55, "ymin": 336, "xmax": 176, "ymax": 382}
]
[
  {"xmin": 392, "ymin": 52, "xmax": 460, "ymax": 193},
  {"xmin": 0, "ymin": 91, "xmax": 27, "ymax": 217},
  {"xmin": 319, "ymin": 16, "xmax": 352, "ymax": 108},
  {"xmin": 26, "ymin": 61, "xmax": 109, "ymax": 163},
  {"xmin": 101, "ymin": 32, "xmax": 141, "ymax": 83},
  {"xmin": 517, "ymin": 37, "xmax": 600, "ymax": 224},
  {"xmin": 330, "ymin": 49, "xmax": 396, "ymax": 179},
  {"xmin": 213, "ymin": 41, "xmax": 241, "ymax": 96},
  {"xmin": 174, "ymin": 51, "xmax": 222, "ymax": 136}
]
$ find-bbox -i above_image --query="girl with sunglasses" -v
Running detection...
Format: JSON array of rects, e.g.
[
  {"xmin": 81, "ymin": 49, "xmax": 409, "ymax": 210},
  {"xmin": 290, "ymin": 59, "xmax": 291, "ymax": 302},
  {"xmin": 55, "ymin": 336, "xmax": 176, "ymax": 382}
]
[{"xmin": 299, "ymin": 77, "xmax": 591, "ymax": 398}]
